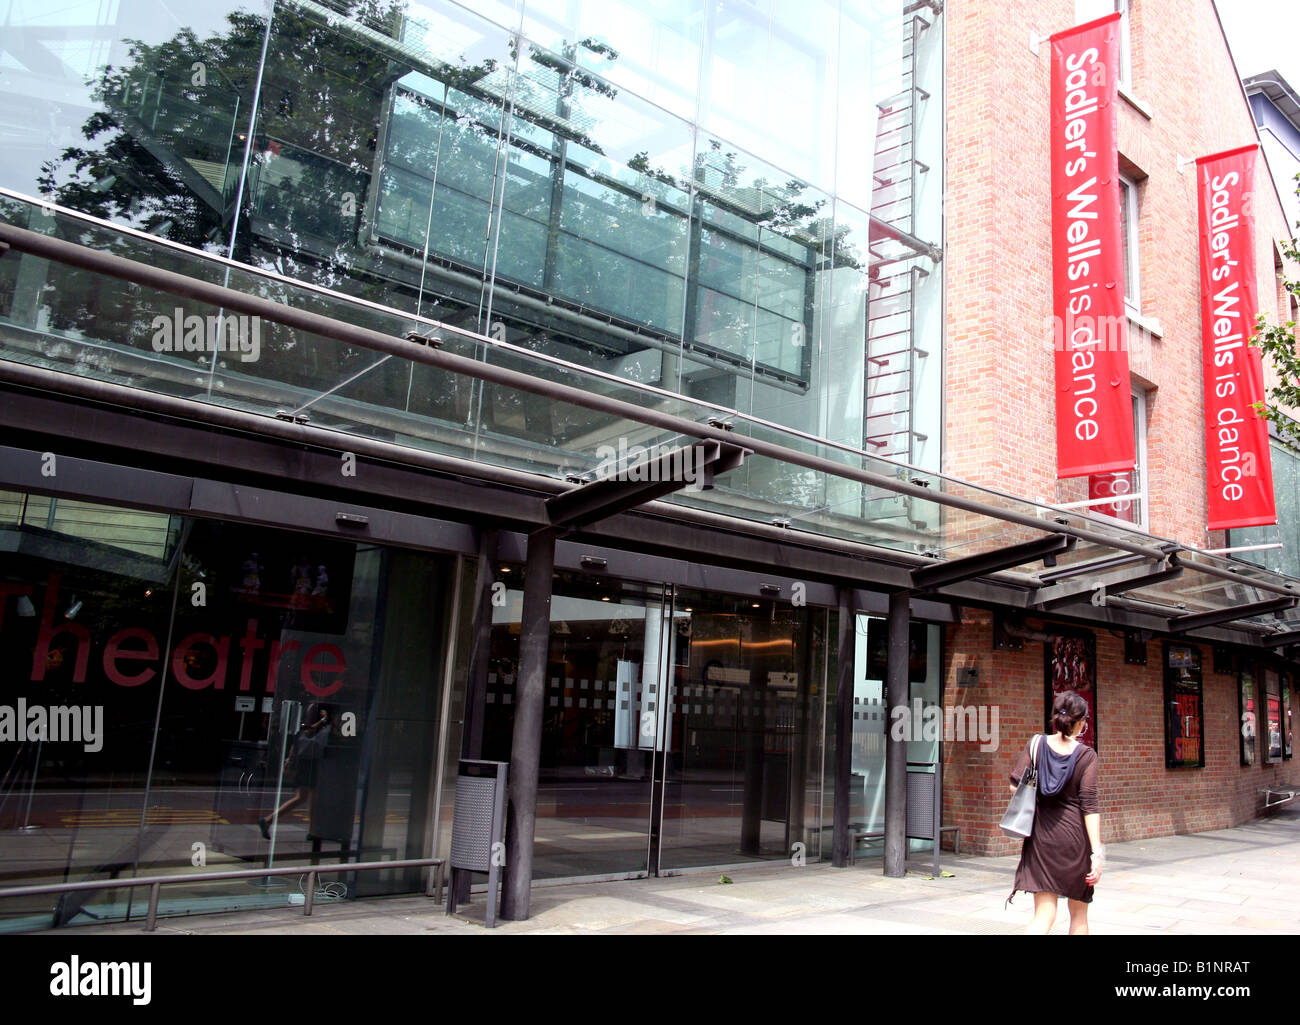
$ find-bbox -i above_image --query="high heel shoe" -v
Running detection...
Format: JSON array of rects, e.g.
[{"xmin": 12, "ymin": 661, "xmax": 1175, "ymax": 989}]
[{"xmin": 258, "ymin": 817, "xmax": 271, "ymax": 840}]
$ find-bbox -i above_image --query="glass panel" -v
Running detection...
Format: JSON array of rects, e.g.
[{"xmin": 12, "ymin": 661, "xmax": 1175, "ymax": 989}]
[
  {"xmin": 520, "ymin": 0, "xmax": 707, "ymax": 122},
  {"xmin": 0, "ymin": 1, "xmax": 261, "ymax": 247},
  {"xmin": 0, "ymin": 493, "xmax": 456, "ymax": 928},
  {"xmin": 658, "ymin": 589, "xmax": 825, "ymax": 869},
  {"xmin": 240, "ymin": 1, "xmax": 520, "ymax": 319},
  {"xmin": 698, "ymin": 0, "xmax": 838, "ymax": 193},
  {"xmin": 847, "ymin": 617, "xmax": 942, "ymax": 862},
  {"xmin": 481, "ymin": 570, "xmax": 659, "ymax": 879},
  {"xmin": 137, "ymin": 527, "xmax": 454, "ymax": 918},
  {"xmin": 486, "ymin": 38, "xmax": 694, "ymax": 376},
  {"xmin": 0, "ymin": 493, "xmax": 181, "ymax": 931}
]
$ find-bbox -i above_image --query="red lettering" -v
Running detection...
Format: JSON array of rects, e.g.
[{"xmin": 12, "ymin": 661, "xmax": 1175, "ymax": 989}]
[
  {"xmin": 103, "ymin": 627, "xmax": 159, "ymax": 687},
  {"xmin": 238, "ymin": 619, "xmax": 265, "ymax": 692},
  {"xmin": 171, "ymin": 633, "xmax": 231, "ymax": 690},
  {"xmin": 302, "ymin": 643, "xmax": 346, "ymax": 697}
]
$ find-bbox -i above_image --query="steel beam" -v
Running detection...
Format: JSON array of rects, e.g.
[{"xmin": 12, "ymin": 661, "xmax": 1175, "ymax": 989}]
[
  {"xmin": 1036, "ymin": 550, "xmax": 1149, "ymax": 585},
  {"xmin": 1169, "ymin": 597, "xmax": 1298, "ymax": 634},
  {"xmin": 910, "ymin": 534, "xmax": 1075, "ymax": 591},
  {"xmin": 546, "ymin": 440, "xmax": 748, "ymax": 529},
  {"xmin": 1032, "ymin": 557, "xmax": 1184, "ymax": 611}
]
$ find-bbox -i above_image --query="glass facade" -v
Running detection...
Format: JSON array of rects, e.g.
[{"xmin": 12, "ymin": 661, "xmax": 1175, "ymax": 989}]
[
  {"xmin": 0, "ymin": 0, "xmax": 949, "ymax": 927},
  {"xmin": 0, "ymin": 490, "xmax": 457, "ymax": 931},
  {"xmin": 1234, "ymin": 440, "xmax": 1296, "ymax": 577},
  {"xmin": 0, "ymin": 0, "xmax": 944, "ymax": 468}
]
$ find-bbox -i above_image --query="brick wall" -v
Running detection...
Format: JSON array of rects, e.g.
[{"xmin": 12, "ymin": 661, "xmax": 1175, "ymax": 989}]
[
  {"xmin": 943, "ymin": 614, "xmax": 1300, "ymax": 856},
  {"xmin": 944, "ymin": 0, "xmax": 1293, "ymax": 546},
  {"xmin": 942, "ymin": 0, "xmax": 1299, "ymax": 854}
]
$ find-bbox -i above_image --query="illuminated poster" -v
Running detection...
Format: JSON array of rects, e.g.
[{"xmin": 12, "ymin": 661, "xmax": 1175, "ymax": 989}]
[
  {"xmin": 1238, "ymin": 666, "xmax": 1257, "ymax": 767},
  {"xmin": 1164, "ymin": 644, "xmax": 1204, "ymax": 768},
  {"xmin": 1264, "ymin": 669, "xmax": 1282, "ymax": 764},
  {"xmin": 1285, "ymin": 674, "xmax": 1293, "ymax": 760},
  {"xmin": 1044, "ymin": 630, "xmax": 1097, "ymax": 750}
]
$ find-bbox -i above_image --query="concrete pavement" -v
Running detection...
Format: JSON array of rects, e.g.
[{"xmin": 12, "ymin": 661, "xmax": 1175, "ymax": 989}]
[{"xmin": 48, "ymin": 803, "xmax": 1300, "ymax": 935}]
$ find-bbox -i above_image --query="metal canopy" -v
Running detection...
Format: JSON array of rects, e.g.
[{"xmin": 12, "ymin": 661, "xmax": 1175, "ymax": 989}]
[
  {"xmin": 1169, "ymin": 597, "xmax": 1298, "ymax": 633},
  {"xmin": 4, "ymin": 203, "xmax": 1300, "ymax": 654},
  {"xmin": 910, "ymin": 534, "xmax": 1074, "ymax": 591},
  {"xmin": 545, "ymin": 440, "xmax": 748, "ymax": 530},
  {"xmin": 1032, "ymin": 556, "xmax": 1184, "ymax": 611}
]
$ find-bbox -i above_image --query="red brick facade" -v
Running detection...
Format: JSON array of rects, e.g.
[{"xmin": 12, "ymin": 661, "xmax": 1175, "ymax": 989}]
[{"xmin": 942, "ymin": 0, "xmax": 1300, "ymax": 855}]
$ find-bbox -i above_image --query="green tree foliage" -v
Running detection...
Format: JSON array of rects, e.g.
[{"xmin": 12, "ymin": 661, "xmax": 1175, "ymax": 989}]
[{"xmin": 1252, "ymin": 178, "xmax": 1300, "ymax": 448}]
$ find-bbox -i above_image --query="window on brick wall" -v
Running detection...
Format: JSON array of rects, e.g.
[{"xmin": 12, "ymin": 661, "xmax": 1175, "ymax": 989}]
[
  {"xmin": 1120, "ymin": 174, "xmax": 1141, "ymax": 312},
  {"xmin": 1075, "ymin": 0, "xmax": 1132, "ymax": 86},
  {"xmin": 1088, "ymin": 385, "xmax": 1149, "ymax": 528}
]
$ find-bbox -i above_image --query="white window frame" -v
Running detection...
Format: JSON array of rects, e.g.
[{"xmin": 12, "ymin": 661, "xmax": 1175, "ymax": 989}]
[
  {"xmin": 1089, "ymin": 386, "xmax": 1148, "ymax": 530},
  {"xmin": 1074, "ymin": 0, "xmax": 1132, "ymax": 86},
  {"xmin": 1119, "ymin": 174, "xmax": 1141, "ymax": 313}
]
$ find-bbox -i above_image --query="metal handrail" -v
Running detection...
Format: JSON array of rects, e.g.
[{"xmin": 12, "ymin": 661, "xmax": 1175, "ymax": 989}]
[{"xmin": 0, "ymin": 856, "xmax": 446, "ymax": 932}]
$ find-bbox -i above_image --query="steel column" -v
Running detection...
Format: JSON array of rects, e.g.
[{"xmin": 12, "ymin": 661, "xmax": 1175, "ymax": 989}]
[
  {"xmin": 832, "ymin": 587, "xmax": 856, "ymax": 866},
  {"xmin": 883, "ymin": 590, "xmax": 910, "ymax": 878},
  {"xmin": 500, "ymin": 529, "xmax": 556, "ymax": 921}
]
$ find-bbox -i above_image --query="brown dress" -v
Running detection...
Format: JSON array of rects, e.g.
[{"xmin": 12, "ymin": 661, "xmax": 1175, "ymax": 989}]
[{"xmin": 1007, "ymin": 736, "xmax": 1100, "ymax": 904}]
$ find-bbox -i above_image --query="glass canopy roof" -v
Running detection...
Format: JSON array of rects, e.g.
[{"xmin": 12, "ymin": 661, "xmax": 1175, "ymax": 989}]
[{"xmin": 1, "ymin": 187, "xmax": 1297, "ymax": 647}]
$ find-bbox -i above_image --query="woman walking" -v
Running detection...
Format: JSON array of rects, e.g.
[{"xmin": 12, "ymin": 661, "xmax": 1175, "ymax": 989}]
[{"xmin": 1007, "ymin": 690, "xmax": 1102, "ymax": 934}]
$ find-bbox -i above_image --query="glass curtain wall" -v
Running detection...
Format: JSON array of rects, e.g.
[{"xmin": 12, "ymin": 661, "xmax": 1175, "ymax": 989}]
[
  {"xmin": 0, "ymin": 0, "xmax": 944, "ymax": 472},
  {"xmin": 0, "ymin": 491, "xmax": 455, "ymax": 930}
]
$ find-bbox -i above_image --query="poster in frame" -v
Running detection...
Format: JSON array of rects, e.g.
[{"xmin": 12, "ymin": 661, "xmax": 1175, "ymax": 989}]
[
  {"xmin": 1264, "ymin": 669, "xmax": 1282, "ymax": 763},
  {"xmin": 1044, "ymin": 629, "xmax": 1097, "ymax": 750},
  {"xmin": 1238, "ymin": 665, "xmax": 1257, "ymax": 767},
  {"xmin": 1284, "ymin": 673, "xmax": 1293, "ymax": 760},
  {"xmin": 1164, "ymin": 643, "xmax": 1204, "ymax": 769}
]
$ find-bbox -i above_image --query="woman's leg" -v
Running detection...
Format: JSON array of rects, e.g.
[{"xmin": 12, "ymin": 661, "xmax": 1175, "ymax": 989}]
[
  {"xmin": 268, "ymin": 787, "xmax": 308, "ymax": 823},
  {"xmin": 1067, "ymin": 898, "xmax": 1090, "ymax": 935},
  {"xmin": 1026, "ymin": 892, "xmax": 1058, "ymax": 934}
]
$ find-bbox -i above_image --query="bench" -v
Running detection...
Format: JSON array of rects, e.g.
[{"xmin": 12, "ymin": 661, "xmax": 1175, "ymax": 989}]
[
  {"xmin": 849, "ymin": 826, "xmax": 961, "ymax": 865},
  {"xmin": 1261, "ymin": 786, "xmax": 1299, "ymax": 810}
]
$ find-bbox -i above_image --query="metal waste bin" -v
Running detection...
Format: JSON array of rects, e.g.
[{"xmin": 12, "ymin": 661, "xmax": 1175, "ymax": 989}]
[{"xmin": 446, "ymin": 759, "xmax": 508, "ymax": 927}]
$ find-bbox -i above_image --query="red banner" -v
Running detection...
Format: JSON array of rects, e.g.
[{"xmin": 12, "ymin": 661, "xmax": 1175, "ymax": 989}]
[
  {"xmin": 1050, "ymin": 14, "xmax": 1135, "ymax": 479},
  {"xmin": 1197, "ymin": 145, "xmax": 1276, "ymax": 530}
]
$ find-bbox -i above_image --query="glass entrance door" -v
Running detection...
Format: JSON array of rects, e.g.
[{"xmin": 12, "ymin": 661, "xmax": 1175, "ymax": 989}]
[
  {"xmin": 482, "ymin": 572, "xmax": 670, "ymax": 880},
  {"xmin": 652, "ymin": 589, "xmax": 827, "ymax": 872},
  {"xmin": 480, "ymin": 573, "xmax": 828, "ymax": 879}
]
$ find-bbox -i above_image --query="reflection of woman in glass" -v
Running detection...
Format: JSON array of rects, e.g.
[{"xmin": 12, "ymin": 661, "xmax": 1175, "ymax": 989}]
[{"xmin": 259, "ymin": 703, "xmax": 331, "ymax": 839}]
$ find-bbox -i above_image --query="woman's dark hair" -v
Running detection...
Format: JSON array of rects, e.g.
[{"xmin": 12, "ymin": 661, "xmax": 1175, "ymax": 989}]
[{"xmin": 1051, "ymin": 690, "xmax": 1088, "ymax": 736}]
